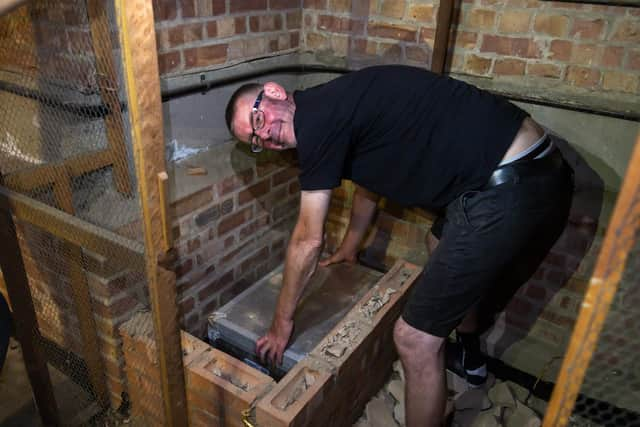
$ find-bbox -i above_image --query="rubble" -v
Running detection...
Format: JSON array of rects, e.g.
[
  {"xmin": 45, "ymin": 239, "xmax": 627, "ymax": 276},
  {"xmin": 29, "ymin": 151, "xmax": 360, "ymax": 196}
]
[{"xmin": 353, "ymin": 360, "xmax": 548, "ymax": 427}]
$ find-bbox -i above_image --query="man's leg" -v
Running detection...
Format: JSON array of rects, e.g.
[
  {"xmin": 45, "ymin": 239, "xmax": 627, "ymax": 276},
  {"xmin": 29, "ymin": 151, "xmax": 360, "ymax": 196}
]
[{"xmin": 394, "ymin": 316, "xmax": 446, "ymax": 427}]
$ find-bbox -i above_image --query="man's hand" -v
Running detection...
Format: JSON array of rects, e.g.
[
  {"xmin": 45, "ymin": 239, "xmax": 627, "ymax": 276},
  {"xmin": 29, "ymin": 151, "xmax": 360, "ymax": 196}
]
[
  {"xmin": 318, "ymin": 248, "xmax": 358, "ymax": 267},
  {"xmin": 256, "ymin": 317, "xmax": 294, "ymax": 366}
]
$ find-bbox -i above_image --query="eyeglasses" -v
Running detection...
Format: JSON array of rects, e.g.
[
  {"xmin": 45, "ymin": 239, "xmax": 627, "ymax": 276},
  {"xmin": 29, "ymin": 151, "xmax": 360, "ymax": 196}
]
[{"xmin": 249, "ymin": 91, "xmax": 265, "ymax": 153}]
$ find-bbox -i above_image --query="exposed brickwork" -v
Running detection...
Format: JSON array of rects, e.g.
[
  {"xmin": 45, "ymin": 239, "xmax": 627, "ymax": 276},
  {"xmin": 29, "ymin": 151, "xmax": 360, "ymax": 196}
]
[
  {"xmin": 298, "ymin": 0, "xmax": 639, "ymax": 96},
  {"xmin": 169, "ymin": 149, "xmax": 299, "ymax": 337},
  {"xmin": 153, "ymin": 0, "xmax": 300, "ymax": 75}
]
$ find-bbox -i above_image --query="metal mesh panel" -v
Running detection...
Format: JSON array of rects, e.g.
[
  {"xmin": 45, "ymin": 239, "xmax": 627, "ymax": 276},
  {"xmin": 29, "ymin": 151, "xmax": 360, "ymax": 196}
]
[
  {"xmin": 569, "ymin": 205, "xmax": 640, "ymax": 425},
  {"xmin": 0, "ymin": 1, "xmax": 151, "ymax": 425}
]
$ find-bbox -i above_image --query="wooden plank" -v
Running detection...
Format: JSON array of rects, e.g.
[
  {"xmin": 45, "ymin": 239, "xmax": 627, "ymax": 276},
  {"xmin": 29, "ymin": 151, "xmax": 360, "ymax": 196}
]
[
  {"xmin": 0, "ymin": 185, "xmax": 144, "ymax": 271},
  {"xmin": 87, "ymin": 0, "xmax": 132, "ymax": 195},
  {"xmin": 431, "ymin": 0, "xmax": 456, "ymax": 74},
  {"xmin": 157, "ymin": 172, "xmax": 172, "ymax": 253},
  {"xmin": 115, "ymin": 0, "xmax": 188, "ymax": 425},
  {"xmin": 52, "ymin": 177, "xmax": 109, "ymax": 408},
  {"xmin": 543, "ymin": 131, "xmax": 640, "ymax": 427},
  {"xmin": 4, "ymin": 149, "xmax": 113, "ymax": 193},
  {"xmin": 0, "ymin": 191, "xmax": 60, "ymax": 427}
]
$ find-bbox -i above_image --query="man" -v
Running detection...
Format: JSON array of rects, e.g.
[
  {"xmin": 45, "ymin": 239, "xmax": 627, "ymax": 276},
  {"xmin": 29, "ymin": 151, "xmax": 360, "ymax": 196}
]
[{"xmin": 225, "ymin": 65, "xmax": 573, "ymax": 426}]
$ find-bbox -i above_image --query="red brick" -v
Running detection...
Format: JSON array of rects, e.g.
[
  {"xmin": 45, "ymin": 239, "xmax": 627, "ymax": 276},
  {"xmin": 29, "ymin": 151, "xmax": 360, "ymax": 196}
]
[
  {"xmin": 601, "ymin": 46, "xmax": 624, "ymax": 68},
  {"xmin": 318, "ymin": 15, "xmax": 365, "ymax": 34},
  {"xmin": 381, "ymin": 0, "xmax": 405, "ymax": 19},
  {"xmin": 238, "ymin": 178, "xmax": 271, "ymax": 205},
  {"xmin": 627, "ymin": 50, "xmax": 640, "ymax": 71},
  {"xmin": 481, "ymin": 35, "xmax": 541, "ymax": 58},
  {"xmin": 408, "ymin": 4, "xmax": 435, "ymax": 23},
  {"xmin": 184, "ymin": 44, "xmax": 228, "ymax": 68},
  {"xmin": 498, "ymin": 10, "xmax": 531, "ymax": 33},
  {"xmin": 230, "ymin": 0, "xmax": 268, "ymax": 13},
  {"xmin": 611, "ymin": 20, "xmax": 640, "ymax": 43},
  {"xmin": 465, "ymin": 9, "xmax": 496, "ymax": 31},
  {"xmin": 171, "ymin": 187, "xmax": 213, "ymax": 217},
  {"xmin": 286, "ymin": 11, "xmax": 301, "ymax": 29},
  {"xmin": 239, "ymin": 215, "xmax": 270, "ymax": 242},
  {"xmin": 186, "ymin": 347, "xmax": 274, "ymax": 426},
  {"xmin": 197, "ymin": 270, "xmax": 234, "ymax": 301},
  {"xmin": 527, "ymin": 62, "xmax": 561, "ymax": 78},
  {"xmin": 188, "ymin": 237, "xmax": 201, "ymax": 253},
  {"xmin": 566, "ymin": 66, "xmax": 600, "ymax": 88},
  {"xmin": 571, "ymin": 44, "xmax": 601, "ymax": 66},
  {"xmin": 288, "ymin": 180, "xmax": 300, "ymax": 195},
  {"xmin": 175, "ymin": 258, "xmax": 193, "ymax": 278},
  {"xmin": 217, "ymin": 169, "xmax": 255, "ymax": 196},
  {"xmin": 218, "ymin": 206, "xmax": 254, "ymax": 236},
  {"xmin": 153, "ymin": 0, "xmax": 177, "ymax": 21},
  {"xmin": 464, "ymin": 54, "xmax": 492, "ymax": 75},
  {"xmin": 93, "ymin": 294, "xmax": 140, "ymax": 319},
  {"xmin": 179, "ymin": 296, "xmax": 195, "ymax": 318},
  {"xmin": 271, "ymin": 0, "xmax": 298, "ymax": 8},
  {"xmin": 304, "ymin": 0, "xmax": 327, "ymax": 9},
  {"xmin": 539, "ymin": 310, "xmax": 575, "ymax": 328},
  {"xmin": 239, "ymin": 247, "xmax": 270, "ymax": 276},
  {"xmin": 206, "ymin": 21, "xmax": 217, "ymax": 38},
  {"xmin": 157, "ymin": 51, "xmax": 181, "ymax": 74},
  {"xmin": 271, "ymin": 167, "xmax": 299, "ymax": 186},
  {"xmin": 534, "ymin": 14, "xmax": 569, "ymax": 37},
  {"xmin": 169, "ymin": 23, "xmax": 204, "ymax": 47},
  {"xmin": 181, "ymin": 0, "xmax": 195, "ymax": 17},
  {"xmin": 368, "ymin": 22, "xmax": 417, "ymax": 42},
  {"xmin": 602, "ymin": 71, "xmax": 639, "ymax": 93},
  {"xmin": 256, "ymin": 361, "xmax": 333, "ymax": 427},
  {"xmin": 549, "ymin": 39, "xmax": 571, "ymax": 61},
  {"xmin": 235, "ymin": 16, "xmax": 247, "ymax": 34},
  {"xmin": 419, "ymin": 27, "xmax": 436, "ymax": 44},
  {"xmin": 494, "ymin": 58, "xmax": 526, "ymax": 75},
  {"xmin": 570, "ymin": 18, "xmax": 605, "ymax": 40}
]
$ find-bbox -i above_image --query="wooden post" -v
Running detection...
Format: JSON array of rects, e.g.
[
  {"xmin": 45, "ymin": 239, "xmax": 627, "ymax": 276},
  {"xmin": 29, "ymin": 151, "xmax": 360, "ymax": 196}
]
[
  {"xmin": 51, "ymin": 174, "xmax": 109, "ymax": 407},
  {"xmin": 543, "ymin": 132, "xmax": 640, "ymax": 427},
  {"xmin": 431, "ymin": 0, "xmax": 456, "ymax": 74},
  {"xmin": 0, "ymin": 189, "xmax": 60, "ymax": 427},
  {"xmin": 87, "ymin": 0, "xmax": 132, "ymax": 195},
  {"xmin": 157, "ymin": 172, "xmax": 173, "ymax": 253},
  {"xmin": 115, "ymin": 0, "xmax": 188, "ymax": 425}
]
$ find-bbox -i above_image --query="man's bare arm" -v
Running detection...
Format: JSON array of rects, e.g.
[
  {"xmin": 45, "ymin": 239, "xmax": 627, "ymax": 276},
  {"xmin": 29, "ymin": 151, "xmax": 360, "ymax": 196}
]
[
  {"xmin": 256, "ymin": 189, "xmax": 331, "ymax": 365},
  {"xmin": 320, "ymin": 185, "xmax": 380, "ymax": 266}
]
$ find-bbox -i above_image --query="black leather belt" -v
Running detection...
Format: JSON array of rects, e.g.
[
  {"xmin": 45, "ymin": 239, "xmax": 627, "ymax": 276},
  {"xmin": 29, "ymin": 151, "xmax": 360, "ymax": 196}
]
[{"xmin": 484, "ymin": 138, "xmax": 564, "ymax": 190}]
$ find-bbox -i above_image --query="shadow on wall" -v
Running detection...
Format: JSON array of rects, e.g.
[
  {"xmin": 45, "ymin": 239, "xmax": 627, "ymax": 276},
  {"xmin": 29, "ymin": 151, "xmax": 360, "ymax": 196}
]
[{"xmin": 483, "ymin": 134, "xmax": 606, "ymax": 357}]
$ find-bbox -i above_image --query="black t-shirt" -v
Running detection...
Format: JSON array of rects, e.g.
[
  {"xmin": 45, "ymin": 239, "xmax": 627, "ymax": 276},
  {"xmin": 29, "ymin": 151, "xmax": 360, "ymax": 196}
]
[{"xmin": 293, "ymin": 65, "xmax": 528, "ymax": 211}]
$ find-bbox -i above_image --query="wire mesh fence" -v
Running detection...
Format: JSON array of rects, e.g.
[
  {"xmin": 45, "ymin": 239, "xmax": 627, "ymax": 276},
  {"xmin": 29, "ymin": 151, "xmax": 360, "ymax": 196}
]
[
  {"xmin": 569, "ymin": 229, "xmax": 640, "ymax": 427},
  {"xmin": 0, "ymin": 1, "xmax": 152, "ymax": 425}
]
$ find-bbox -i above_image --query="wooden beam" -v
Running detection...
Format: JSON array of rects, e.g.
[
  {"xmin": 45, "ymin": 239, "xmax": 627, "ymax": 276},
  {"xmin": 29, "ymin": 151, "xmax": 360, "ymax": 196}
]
[
  {"xmin": 0, "ymin": 192, "xmax": 60, "ymax": 427},
  {"xmin": 157, "ymin": 171, "xmax": 172, "ymax": 253},
  {"xmin": 543, "ymin": 131, "xmax": 640, "ymax": 427},
  {"xmin": 87, "ymin": 0, "xmax": 132, "ymax": 195},
  {"xmin": 431, "ymin": 0, "xmax": 456, "ymax": 74},
  {"xmin": 4, "ymin": 149, "xmax": 113, "ymax": 193},
  {"xmin": 0, "ymin": 185, "xmax": 144, "ymax": 271},
  {"xmin": 51, "ymin": 175, "xmax": 109, "ymax": 408},
  {"xmin": 115, "ymin": 0, "xmax": 188, "ymax": 425}
]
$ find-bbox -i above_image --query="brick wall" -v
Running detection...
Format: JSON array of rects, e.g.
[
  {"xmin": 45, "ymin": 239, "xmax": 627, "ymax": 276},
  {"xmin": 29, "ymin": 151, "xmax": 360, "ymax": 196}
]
[
  {"xmin": 153, "ymin": 0, "xmax": 302, "ymax": 75},
  {"xmin": 301, "ymin": 0, "xmax": 640, "ymax": 96},
  {"xmin": 8, "ymin": 222, "xmax": 149, "ymax": 409},
  {"xmin": 0, "ymin": 1, "xmax": 102, "ymax": 89},
  {"xmin": 169, "ymin": 150, "xmax": 300, "ymax": 337}
]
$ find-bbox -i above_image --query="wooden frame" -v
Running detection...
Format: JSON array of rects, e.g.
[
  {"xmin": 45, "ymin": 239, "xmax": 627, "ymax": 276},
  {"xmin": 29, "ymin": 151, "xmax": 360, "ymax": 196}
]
[{"xmin": 115, "ymin": 0, "xmax": 187, "ymax": 425}]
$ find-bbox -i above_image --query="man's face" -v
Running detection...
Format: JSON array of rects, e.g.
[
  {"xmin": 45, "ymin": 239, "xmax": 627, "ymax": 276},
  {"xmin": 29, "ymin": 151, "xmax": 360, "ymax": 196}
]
[{"xmin": 232, "ymin": 83, "xmax": 297, "ymax": 151}]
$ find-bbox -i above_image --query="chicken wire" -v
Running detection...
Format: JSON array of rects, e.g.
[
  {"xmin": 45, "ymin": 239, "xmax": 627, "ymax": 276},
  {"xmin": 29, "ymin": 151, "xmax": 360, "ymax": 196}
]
[
  {"xmin": 0, "ymin": 1, "xmax": 152, "ymax": 425},
  {"xmin": 569, "ymin": 230, "xmax": 640, "ymax": 427}
]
